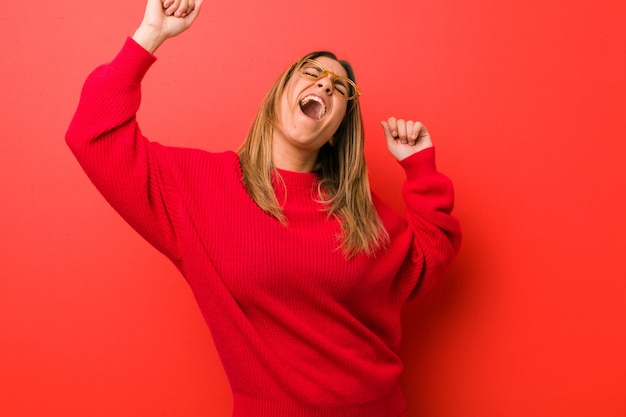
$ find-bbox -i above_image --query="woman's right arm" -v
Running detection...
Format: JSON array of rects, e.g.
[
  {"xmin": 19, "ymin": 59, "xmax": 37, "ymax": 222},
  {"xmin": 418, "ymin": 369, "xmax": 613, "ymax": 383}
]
[{"xmin": 65, "ymin": 0, "xmax": 203, "ymax": 261}]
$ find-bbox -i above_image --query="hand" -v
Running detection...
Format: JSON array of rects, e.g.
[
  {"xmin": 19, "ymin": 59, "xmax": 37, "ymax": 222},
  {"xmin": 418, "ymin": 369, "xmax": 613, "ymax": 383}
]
[
  {"xmin": 132, "ymin": 0, "xmax": 203, "ymax": 53},
  {"xmin": 162, "ymin": 0, "xmax": 197, "ymax": 18},
  {"xmin": 381, "ymin": 117, "xmax": 433, "ymax": 161}
]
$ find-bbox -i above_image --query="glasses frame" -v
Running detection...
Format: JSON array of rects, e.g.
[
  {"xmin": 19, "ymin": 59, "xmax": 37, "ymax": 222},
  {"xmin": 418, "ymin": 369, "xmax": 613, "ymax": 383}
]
[{"xmin": 297, "ymin": 58, "xmax": 361, "ymax": 100}]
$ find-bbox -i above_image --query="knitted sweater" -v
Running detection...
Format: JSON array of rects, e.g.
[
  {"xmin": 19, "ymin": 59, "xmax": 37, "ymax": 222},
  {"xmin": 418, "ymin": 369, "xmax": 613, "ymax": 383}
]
[{"xmin": 66, "ymin": 38, "xmax": 462, "ymax": 417}]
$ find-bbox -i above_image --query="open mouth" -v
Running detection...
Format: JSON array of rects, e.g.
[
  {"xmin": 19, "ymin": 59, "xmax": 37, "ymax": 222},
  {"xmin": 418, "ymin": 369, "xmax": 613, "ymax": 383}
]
[{"xmin": 299, "ymin": 95, "xmax": 327, "ymax": 120}]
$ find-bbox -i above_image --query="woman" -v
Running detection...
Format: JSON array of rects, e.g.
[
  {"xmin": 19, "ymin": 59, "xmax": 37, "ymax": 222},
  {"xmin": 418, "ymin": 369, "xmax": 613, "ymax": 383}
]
[{"xmin": 66, "ymin": 0, "xmax": 462, "ymax": 415}]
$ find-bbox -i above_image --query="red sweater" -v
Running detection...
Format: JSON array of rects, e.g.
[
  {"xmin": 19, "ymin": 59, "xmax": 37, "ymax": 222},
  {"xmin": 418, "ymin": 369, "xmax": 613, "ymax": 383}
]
[{"xmin": 66, "ymin": 38, "xmax": 461, "ymax": 417}]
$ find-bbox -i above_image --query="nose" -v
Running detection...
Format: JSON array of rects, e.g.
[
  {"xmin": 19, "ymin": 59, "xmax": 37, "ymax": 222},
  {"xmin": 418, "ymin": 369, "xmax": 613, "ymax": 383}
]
[{"xmin": 316, "ymin": 76, "xmax": 334, "ymax": 95}]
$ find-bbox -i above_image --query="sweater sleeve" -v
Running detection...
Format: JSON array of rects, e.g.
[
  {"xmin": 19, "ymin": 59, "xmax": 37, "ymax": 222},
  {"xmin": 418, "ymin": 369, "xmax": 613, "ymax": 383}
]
[
  {"xmin": 65, "ymin": 38, "xmax": 182, "ymax": 262},
  {"xmin": 398, "ymin": 147, "xmax": 462, "ymax": 299}
]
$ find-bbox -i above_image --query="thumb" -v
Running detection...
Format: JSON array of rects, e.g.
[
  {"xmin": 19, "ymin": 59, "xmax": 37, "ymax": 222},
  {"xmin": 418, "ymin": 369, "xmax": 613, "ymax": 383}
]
[
  {"xmin": 380, "ymin": 121, "xmax": 396, "ymax": 147},
  {"xmin": 188, "ymin": 0, "xmax": 203, "ymax": 18}
]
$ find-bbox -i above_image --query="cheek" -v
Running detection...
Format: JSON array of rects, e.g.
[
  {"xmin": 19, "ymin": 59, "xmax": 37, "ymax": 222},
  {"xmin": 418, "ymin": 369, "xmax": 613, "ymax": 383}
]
[
  {"xmin": 277, "ymin": 91, "xmax": 294, "ymax": 125},
  {"xmin": 281, "ymin": 81, "xmax": 303, "ymax": 113},
  {"xmin": 331, "ymin": 101, "xmax": 347, "ymax": 128}
]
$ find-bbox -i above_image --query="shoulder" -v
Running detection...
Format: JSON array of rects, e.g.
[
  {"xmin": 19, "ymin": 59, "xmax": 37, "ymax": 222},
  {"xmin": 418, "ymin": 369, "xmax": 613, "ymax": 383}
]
[
  {"xmin": 152, "ymin": 145, "xmax": 242, "ymax": 182},
  {"xmin": 151, "ymin": 147, "xmax": 248, "ymax": 209},
  {"xmin": 160, "ymin": 146, "xmax": 238, "ymax": 169}
]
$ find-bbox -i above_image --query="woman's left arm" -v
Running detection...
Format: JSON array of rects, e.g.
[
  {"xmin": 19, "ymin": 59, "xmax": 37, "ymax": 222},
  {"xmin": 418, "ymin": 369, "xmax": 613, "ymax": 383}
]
[{"xmin": 382, "ymin": 118, "xmax": 462, "ymax": 297}]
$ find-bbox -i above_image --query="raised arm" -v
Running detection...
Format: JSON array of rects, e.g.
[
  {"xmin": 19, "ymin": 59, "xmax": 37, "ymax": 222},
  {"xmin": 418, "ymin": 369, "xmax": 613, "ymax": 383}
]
[
  {"xmin": 381, "ymin": 117, "xmax": 462, "ymax": 297},
  {"xmin": 65, "ymin": 0, "xmax": 203, "ymax": 262}
]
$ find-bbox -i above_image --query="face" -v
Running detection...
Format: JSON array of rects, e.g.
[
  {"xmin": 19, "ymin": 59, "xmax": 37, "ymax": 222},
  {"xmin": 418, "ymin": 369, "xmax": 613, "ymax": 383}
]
[{"xmin": 273, "ymin": 56, "xmax": 350, "ymax": 157}]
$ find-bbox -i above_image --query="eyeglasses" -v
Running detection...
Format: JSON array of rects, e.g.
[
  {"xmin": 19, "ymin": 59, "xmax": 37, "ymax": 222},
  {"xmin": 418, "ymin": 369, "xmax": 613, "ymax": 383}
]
[{"xmin": 297, "ymin": 58, "xmax": 361, "ymax": 100}]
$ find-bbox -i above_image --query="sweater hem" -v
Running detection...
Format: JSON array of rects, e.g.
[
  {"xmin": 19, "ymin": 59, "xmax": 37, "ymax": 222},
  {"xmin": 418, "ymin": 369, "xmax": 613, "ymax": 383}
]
[{"xmin": 231, "ymin": 385, "xmax": 406, "ymax": 417}]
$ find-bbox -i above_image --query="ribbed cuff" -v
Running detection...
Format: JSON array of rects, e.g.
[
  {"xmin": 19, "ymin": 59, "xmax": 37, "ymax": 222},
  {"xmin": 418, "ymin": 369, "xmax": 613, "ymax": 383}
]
[
  {"xmin": 108, "ymin": 37, "xmax": 158, "ymax": 86},
  {"xmin": 398, "ymin": 146, "xmax": 438, "ymax": 181}
]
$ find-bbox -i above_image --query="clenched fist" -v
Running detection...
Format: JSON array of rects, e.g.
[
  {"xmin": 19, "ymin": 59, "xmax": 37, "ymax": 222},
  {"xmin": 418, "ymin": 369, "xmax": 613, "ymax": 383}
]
[{"xmin": 381, "ymin": 117, "xmax": 433, "ymax": 161}]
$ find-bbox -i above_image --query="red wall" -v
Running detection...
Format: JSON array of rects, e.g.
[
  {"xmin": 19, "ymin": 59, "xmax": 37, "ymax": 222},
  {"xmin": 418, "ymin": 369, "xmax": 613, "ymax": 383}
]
[{"xmin": 2, "ymin": 1, "xmax": 625, "ymax": 416}]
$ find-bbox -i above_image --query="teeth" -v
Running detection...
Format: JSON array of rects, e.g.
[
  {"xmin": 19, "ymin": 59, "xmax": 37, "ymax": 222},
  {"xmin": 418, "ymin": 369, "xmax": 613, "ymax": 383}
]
[{"xmin": 300, "ymin": 95, "xmax": 326, "ymax": 119}]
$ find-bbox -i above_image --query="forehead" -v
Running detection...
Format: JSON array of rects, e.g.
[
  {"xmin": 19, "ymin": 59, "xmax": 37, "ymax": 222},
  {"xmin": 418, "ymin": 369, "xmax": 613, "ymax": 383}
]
[{"xmin": 312, "ymin": 56, "xmax": 349, "ymax": 79}]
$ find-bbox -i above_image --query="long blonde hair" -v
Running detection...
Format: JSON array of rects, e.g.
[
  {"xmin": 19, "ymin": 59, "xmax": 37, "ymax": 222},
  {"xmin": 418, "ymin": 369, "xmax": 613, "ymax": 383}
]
[{"xmin": 237, "ymin": 51, "xmax": 389, "ymax": 257}]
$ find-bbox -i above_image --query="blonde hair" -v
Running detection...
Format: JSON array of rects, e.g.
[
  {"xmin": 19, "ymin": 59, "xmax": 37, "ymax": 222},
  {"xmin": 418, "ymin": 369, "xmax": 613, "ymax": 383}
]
[{"xmin": 237, "ymin": 51, "xmax": 389, "ymax": 257}]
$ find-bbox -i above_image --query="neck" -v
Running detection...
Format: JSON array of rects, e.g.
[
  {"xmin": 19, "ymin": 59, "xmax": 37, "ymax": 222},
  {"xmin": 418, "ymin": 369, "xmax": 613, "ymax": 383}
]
[{"xmin": 272, "ymin": 138, "xmax": 320, "ymax": 173}]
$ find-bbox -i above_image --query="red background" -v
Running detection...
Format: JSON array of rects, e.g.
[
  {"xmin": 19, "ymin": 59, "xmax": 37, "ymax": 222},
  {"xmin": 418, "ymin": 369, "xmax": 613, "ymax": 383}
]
[{"xmin": 2, "ymin": 0, "xmax": 625, "ymax": 416}]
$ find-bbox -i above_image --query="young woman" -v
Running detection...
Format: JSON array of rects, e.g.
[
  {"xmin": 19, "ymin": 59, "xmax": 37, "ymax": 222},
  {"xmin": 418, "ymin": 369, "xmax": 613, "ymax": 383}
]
[{"xmin": 66, "ymin": 0, "xmax": 462, "ymax": 415}]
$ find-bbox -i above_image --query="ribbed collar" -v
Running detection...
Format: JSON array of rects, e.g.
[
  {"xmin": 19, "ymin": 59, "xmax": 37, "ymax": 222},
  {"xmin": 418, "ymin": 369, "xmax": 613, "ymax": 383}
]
[{"xmin": 274, "ymin": 168, "xmax": 319, "ymax": 189}]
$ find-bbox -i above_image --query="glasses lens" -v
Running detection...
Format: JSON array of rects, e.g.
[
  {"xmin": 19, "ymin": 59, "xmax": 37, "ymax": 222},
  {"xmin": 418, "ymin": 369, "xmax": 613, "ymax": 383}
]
[
  {"xmin": 300, "ymin": 62, "xmax": 323, "ymax": 80},
  {"xmin": 333, "ymin": 80, "xmax": 352, "ymax": 99},
  {"xmin": 299, "ymin": 60, "xmax": 358, "ymax": 100}
]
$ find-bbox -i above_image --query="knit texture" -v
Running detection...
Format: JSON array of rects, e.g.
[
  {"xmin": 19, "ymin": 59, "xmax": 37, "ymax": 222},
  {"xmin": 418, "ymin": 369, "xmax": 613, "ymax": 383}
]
[{"xmin": 66, "ymin": 38, "xmax": 462, "ymax": 417}]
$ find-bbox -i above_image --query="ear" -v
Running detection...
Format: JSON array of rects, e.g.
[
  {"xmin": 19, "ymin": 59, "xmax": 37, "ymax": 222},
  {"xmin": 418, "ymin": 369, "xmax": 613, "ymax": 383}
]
[{"xmin": 328, "ymin": 136, "xmax": 336, "ymax": 146}]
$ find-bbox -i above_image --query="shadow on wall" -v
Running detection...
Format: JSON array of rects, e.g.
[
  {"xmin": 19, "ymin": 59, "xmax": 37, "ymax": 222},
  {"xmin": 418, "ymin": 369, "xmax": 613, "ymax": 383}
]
[{"xmin": 398, "ymin": 215, "xmax": 489, "ymax": 412}]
